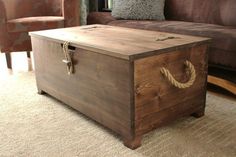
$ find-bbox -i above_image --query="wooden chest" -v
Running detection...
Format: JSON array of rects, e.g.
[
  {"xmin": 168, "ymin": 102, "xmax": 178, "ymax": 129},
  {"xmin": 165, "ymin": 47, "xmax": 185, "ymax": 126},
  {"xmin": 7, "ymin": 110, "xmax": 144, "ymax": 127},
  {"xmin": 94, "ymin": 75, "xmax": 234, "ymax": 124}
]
[{"xmin": 30, "ymin": 25, "xmax": 210, "ymax": 149}]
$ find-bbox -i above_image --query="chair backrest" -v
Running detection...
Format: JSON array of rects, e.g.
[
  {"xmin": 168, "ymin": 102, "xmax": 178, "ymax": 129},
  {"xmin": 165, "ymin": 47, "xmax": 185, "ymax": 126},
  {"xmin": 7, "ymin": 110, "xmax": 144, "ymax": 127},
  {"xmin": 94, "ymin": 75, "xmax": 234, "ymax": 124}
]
[
  {"xmin": 45, "ymin": 0, "xmax": 62, "ymax": 16},
  {"xmin": 2, "ymin": 0, "xmax": 62, "ymax": 20},
  {"xmin": 165, "ymin": 0, "xmax": 236, "ymax": 27}
]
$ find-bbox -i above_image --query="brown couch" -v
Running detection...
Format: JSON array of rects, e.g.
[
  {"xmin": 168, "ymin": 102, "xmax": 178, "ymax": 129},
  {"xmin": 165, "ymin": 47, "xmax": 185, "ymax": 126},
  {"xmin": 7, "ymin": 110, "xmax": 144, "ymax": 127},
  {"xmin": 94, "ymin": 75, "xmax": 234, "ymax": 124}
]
[{"xmin": 87, "ymin": 0, "xmax": 236, "ymax": 94}]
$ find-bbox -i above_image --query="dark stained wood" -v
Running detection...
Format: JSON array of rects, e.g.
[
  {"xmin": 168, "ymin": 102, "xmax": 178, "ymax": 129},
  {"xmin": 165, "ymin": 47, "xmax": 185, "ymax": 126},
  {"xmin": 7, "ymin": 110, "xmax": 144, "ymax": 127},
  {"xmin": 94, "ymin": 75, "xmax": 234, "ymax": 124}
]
[
  {"xmin": 30, "ymin": 25, "xmax": 210, "ymax": 149},
  {"xmin": 191, "ymin": 108, "xmax": 205, "ymax": 118},
  {"xmin": 29, "ymin": 25, "xmax": 211, "ymax": 60},
  {"xmin": 27, "ymin": 51, "xmax": 31, "ymax": 58},
  {"xmin": 134, "ymin": 44, "xmax": 208, "ymax": 136},
  {"xmin": 123, "ymin": 136, "xmax": 142, "ymax": 150},
  {"xmin": 5, "ymin": 53, "xmax": 12, "ymax": 69},
  {"xmin": 31, "ymin": 37, "xmax": 133, "ymax": 139},
  {"xmin": 134, "ymin": 45, "xmax": 207, "ymax": 117},
  {"xmin": 135, "ymin": 94, "xmax": 206, "ymax": 135}
]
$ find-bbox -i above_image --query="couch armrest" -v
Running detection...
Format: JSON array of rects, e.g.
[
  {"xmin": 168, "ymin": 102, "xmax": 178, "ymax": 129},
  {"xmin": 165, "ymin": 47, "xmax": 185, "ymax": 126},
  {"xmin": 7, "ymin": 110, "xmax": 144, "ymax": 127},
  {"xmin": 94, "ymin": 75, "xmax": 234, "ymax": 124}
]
[
  {"xmin": 0, "ymin": 0, "xmax": 7, "ymax": 49},
  {"xmin": 62, "ymin": 0, "xmax": 80, "ymax": 27}
]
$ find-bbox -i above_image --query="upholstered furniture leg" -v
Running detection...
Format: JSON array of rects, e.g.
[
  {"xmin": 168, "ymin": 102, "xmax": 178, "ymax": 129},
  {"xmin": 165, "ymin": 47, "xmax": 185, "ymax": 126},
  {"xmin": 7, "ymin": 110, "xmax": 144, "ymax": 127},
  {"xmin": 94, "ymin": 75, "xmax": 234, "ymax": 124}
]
[
  {"xmin": 5, "ymin": 53, "xmax": 12, "ymax": 69},
  {"xmin": 27, "ymin": 51, "xmax": 31, "ymax": 58}
]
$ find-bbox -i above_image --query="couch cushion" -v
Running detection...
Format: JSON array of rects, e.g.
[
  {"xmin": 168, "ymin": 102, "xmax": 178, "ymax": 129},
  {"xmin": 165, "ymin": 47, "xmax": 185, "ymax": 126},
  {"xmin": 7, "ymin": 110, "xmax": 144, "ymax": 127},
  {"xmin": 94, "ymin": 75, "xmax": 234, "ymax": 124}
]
[
  {"xmin": 108, "ymin": 20, "xmax": 236, "ymax": 68},
  {"xmin": 108, "ymin": 20, "xmax": 236, "ymax": 52},
  {"xmin": 112, "ymin": 0, "xmax": 165, "ymax": 20},
  {"xmin": 7, "ymin": 16, "xmax": 64, "ymax": 33}
]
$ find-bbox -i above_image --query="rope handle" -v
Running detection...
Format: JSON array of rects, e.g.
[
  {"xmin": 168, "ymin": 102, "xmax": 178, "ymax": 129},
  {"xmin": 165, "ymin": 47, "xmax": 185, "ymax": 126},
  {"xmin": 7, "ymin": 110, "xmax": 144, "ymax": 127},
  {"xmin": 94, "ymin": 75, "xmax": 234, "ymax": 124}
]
[
  {"xmin": 160, "ymin": 60, "xmax": 196, "ymax": 89},
  {"xmin": 62, "ymin": 41, "xmax": 73, "ymax": 75}
]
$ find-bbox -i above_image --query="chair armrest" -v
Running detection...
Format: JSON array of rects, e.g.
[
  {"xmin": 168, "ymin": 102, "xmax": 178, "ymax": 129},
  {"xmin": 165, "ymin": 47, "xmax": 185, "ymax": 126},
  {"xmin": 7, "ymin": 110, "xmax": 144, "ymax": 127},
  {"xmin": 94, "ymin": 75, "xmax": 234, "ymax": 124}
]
[
  {"xmin": 0, "ymin": 0, "xmax": 7, "ymax": 49},
  {"xmin": 0, "ymin": 0, "xmax": 6, "ymax": 25},
  {"xmin": 62, "ymin": 0, "xmax": 80, "ymax": 27}
]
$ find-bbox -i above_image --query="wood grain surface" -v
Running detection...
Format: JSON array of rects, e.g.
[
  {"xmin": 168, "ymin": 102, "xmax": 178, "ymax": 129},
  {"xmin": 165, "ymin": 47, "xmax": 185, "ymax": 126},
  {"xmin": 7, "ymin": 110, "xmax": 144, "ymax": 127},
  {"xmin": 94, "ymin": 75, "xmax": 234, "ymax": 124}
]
[
  {"xmin": 31, "ymin": 37, "xmax": 133, "ymax": 139},
  {"xmin": 29, "ymin": 25, "xmax": 210, "ymax": 60},
  {"xmin": 30, "ymin": 25, "xmax": 210, "ymax": 149},
  {"xmin": 134, "ymin": 44, "xmax": 208, "ymax": 136}
]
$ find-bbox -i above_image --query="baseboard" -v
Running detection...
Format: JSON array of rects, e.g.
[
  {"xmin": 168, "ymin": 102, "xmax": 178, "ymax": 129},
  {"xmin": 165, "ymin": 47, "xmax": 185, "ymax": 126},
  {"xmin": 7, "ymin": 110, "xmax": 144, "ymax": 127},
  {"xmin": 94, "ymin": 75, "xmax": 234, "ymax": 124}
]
[{"xmin": 208, "ymin": 75, "xmax": 236, "ymax": 95}]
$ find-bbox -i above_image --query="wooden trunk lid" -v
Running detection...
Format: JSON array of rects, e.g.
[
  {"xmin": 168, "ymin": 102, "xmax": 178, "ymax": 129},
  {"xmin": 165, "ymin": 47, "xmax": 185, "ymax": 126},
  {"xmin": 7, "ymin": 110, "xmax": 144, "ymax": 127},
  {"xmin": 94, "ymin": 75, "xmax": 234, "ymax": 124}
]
[{"xmin": 29, "ymin": 24, "xmax": 211, "ymax": 60}]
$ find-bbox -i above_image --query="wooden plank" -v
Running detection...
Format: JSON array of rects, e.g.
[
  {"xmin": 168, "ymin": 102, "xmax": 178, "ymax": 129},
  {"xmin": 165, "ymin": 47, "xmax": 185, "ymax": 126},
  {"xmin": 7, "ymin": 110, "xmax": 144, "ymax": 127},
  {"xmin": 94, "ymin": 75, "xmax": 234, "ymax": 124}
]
[
  {"xmin": 135, "ymin": 85, "xmax": 206, "ymax": 120},
  {"xmin": 135, "ymin": 92, "xmax": 206, "ymax": 136},
  {"xmin": 29, "ymin": 25, "xmax": 211, "ymax": 60},
  {"xmin": 32, "ymin": 37, "xmax": 133, "ymax": 138},
  {"xmin": 135, "ymin": 45, "xmax": 207, "ymax": 106},
  {"xmin": 208, "ymin": 75, "xmax": 236, "ymax": 95},
  {"xmin": 134, "ymin": 44, "xmax": 208, "ymax": 136}
]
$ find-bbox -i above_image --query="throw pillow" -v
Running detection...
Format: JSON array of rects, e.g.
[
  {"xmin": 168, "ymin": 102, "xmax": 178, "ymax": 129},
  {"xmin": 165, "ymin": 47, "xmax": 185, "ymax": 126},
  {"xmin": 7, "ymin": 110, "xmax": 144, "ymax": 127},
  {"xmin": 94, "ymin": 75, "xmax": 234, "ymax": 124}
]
[{"xmin": 111, "ymin": 0, "xmax": 165, "ymax": 20}]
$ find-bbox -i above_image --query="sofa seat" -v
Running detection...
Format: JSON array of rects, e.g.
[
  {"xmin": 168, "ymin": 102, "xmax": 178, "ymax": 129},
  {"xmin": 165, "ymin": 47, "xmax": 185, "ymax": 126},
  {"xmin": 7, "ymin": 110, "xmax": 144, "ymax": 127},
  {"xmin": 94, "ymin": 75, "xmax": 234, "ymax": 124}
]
[
  {"xmin": 87, "ymin": 12, "xmax": 236, "ymax": 69},
  {"xmin": 7, "ymin": 16, "xmax": 65, "ymax": 33}
]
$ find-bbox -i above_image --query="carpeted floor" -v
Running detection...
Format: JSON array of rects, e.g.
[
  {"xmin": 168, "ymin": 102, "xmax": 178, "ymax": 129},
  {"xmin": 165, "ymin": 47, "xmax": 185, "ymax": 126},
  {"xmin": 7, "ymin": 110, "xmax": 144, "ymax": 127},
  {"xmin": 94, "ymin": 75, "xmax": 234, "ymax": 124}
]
[{"xmin": 0, "ymin": 72, "xmax": 236, "ymax": 157}]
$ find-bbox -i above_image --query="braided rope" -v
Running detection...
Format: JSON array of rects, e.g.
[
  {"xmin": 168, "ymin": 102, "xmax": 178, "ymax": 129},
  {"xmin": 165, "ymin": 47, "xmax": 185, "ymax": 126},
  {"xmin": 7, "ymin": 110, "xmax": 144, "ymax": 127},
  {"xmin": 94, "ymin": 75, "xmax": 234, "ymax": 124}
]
[
  {"xmin": 62, "ymin": 41, "xmax": 73, "ymax": 75},
  {"xmin": 160, "ymin": 60, "xmax": 196, "ymax": 89}
]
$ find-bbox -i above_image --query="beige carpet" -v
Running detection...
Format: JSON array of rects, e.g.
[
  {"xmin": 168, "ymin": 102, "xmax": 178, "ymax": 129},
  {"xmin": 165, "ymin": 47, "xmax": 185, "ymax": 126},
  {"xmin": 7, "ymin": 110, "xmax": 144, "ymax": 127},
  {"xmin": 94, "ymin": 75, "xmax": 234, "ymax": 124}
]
[{"xmin": 0, "ymin": 72, "xmax": 236, "ymax": 157}]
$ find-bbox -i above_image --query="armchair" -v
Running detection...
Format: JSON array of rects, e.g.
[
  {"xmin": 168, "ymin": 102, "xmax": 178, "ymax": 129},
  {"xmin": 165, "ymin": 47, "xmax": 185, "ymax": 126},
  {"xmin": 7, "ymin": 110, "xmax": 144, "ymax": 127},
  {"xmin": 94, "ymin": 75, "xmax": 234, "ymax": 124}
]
[{"xmin": 0, "ymin": 0, "xmax": 80, "ymax": 69}]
